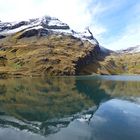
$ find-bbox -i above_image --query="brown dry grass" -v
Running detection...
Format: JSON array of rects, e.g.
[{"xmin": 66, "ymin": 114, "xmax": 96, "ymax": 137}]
[{"xmin": 0, "ymin": 34, "xmax": 97, "ymax": 76}]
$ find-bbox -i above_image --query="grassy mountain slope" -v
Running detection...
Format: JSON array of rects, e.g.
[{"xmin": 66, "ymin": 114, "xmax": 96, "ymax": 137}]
[
  {"xmin": 80, "ymin": 52, "xmax": 140, "ymax": 75},
  {"xmin": 0, "ymin": 32, "xmax": 100, "ymax": 77}
]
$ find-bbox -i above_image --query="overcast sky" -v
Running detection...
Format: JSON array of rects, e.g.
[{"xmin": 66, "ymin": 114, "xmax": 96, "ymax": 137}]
[{"xmin": 0, "ymin": 0, "xmax": 140, "ymax": 50}]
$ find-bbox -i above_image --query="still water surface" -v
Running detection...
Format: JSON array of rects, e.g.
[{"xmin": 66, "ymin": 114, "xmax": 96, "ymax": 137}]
[{"xmin": 0, "ymin": 75, "xmax": 140, "ymax": 140}]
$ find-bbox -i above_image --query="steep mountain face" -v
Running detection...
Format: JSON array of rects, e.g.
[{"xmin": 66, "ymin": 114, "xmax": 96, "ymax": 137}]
[{"xmin": 0, "ymin": 16, "xmax": 106, "ymax": 77}]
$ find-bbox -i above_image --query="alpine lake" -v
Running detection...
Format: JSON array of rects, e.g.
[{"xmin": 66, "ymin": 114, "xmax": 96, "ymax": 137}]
[{"xmin": 0, "ymin": 75, "xmax": 140, "ymax": 140}]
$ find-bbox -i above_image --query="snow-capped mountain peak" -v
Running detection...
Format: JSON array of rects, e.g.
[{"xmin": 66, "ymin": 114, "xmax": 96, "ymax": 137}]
[
  {"xmin": 118, "ymin": 45, "xmax": 140, "ymax": 54},
  {"xmin": 0, "ymin": 16, "xmax": 99, "ymax": 46},
  {"xmin": 0, "ymin": 16, "xmax": 70, "ymax": 34}
]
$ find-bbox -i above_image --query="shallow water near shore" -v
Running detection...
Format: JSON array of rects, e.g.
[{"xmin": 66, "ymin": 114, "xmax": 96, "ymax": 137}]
[{"xmin": 0, "ymin": 75, "xmax": 140, "ymax": 140}]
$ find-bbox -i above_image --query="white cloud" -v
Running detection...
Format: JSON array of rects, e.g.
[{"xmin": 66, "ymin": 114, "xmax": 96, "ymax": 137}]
[
  {"xmin": 104, "ymin": 23, "xmax": 140, "ymax": 50},
  {"xmin": 103, "ymin": 1, "xmax": 140, "ymax": 50},
  {"xmin": 0, "ymin": 0, "xmax": 107, "ymax": 36},
  {"xmin": 39, "ymin": 0, "xmax": 92, "ymax": 31}
]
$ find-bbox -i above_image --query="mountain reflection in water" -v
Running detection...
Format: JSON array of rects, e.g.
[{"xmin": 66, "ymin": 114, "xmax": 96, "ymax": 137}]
[{"xmin": 0, "ymin": 75, "xmax": 140, "ymax": 140}]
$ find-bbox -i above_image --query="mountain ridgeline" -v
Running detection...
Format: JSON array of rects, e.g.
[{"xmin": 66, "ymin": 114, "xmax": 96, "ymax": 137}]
[{"xmin": 0, "ymin": 16, "xmax": 139, "ymax": 76}]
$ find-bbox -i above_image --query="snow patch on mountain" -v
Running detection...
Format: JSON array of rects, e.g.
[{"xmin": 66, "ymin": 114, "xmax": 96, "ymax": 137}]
[
  {"xmin": 48, "ymin": 18, "xmax": 68, "ymax": 27},
  {"xmin": 0, "ymin": 24, "xmax": 33, "ymax": 35}
]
